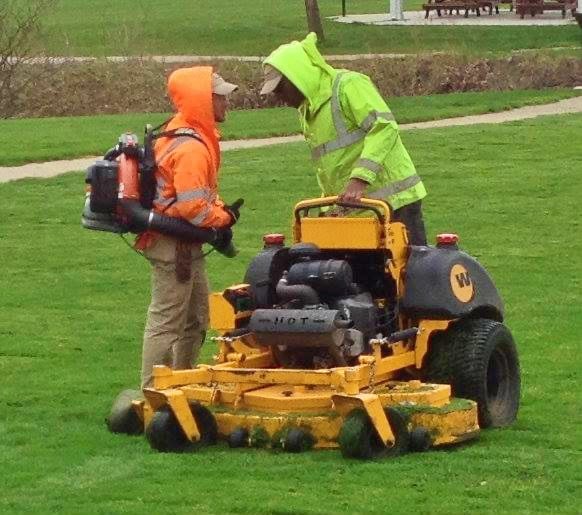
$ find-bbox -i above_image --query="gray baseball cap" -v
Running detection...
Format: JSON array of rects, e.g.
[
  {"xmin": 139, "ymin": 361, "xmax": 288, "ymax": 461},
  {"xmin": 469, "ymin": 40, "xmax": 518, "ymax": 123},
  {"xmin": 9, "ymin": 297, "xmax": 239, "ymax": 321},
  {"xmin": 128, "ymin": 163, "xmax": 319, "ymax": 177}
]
[
  {"xmin": 212, "ymin": 73, "xmax": 238, "ymax": 95},
  {"xmin": 260, "ymin": 65, "xmax": 283, "ymax": 95}
]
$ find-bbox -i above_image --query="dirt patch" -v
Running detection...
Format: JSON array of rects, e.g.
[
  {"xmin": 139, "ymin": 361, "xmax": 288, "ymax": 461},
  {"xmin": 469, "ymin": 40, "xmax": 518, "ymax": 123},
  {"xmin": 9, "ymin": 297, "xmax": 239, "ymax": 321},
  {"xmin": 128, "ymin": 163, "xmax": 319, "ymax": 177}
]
[{"xmin": 4, "ymin": 53, "xmax": 582, "ymax": 118}]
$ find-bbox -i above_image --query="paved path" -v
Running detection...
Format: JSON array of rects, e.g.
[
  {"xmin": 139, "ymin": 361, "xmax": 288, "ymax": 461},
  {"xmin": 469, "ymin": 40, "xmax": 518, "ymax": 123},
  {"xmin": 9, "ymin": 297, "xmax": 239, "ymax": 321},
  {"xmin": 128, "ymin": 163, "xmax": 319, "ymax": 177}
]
[
  {"xmin": 16, "ymin": 45, "xmax": 581, "ymax": 67},
  {"xmin": 18, "ymin": 54, "xmax": 416, "ymax": 65},
  {"xmin": 2, "ymin": 95, "xmax": 582, "ymax": 183}
]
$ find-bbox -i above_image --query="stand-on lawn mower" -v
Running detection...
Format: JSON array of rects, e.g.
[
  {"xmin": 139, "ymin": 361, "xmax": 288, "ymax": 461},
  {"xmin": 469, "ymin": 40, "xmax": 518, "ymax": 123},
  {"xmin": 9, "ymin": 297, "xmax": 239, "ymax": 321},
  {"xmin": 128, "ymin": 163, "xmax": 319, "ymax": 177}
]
[{"xmin": 108, "ymin": 197, "xmax": 520, "ymax": 459}]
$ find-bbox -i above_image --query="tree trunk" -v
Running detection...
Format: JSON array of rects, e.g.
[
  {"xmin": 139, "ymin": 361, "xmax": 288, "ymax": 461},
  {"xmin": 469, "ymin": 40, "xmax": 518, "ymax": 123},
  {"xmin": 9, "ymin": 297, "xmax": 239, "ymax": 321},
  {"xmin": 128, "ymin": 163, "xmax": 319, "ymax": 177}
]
[{"xmin": 304, "ymin": 0, "xmax": 325, "ymax": 42}]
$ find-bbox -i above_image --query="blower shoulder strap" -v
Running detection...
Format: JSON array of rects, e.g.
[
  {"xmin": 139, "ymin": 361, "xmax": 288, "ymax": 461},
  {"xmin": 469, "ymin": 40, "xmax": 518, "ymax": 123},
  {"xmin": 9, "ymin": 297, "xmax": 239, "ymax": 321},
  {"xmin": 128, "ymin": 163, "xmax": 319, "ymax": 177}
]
[
  {"xmin": 147, "ymin": 116, "xmax": 207, "ymax": 151},
  {"xmin": 155, "ymin": 127, "xmax": 203, "ymax": 141},
  {"xmin": 153, "ymin": 128, "xmax": 207, "ymax": 165}
]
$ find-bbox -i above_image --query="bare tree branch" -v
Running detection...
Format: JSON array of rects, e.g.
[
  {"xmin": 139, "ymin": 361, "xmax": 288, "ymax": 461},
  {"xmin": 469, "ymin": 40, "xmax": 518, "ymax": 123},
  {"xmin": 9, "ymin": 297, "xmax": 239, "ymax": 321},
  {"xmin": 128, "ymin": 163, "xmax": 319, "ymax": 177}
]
[{"xmin": 0, "ymin": 0, "xmax": 55, "ymax": 117}]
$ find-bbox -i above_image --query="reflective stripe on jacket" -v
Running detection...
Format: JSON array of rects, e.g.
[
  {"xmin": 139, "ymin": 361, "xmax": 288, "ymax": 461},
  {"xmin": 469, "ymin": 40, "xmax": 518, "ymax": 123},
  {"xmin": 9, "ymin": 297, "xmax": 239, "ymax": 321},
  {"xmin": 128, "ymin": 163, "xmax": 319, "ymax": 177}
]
[{"xmin": 264, "ymin": 33, "xmax": 426, "ymax": 211}]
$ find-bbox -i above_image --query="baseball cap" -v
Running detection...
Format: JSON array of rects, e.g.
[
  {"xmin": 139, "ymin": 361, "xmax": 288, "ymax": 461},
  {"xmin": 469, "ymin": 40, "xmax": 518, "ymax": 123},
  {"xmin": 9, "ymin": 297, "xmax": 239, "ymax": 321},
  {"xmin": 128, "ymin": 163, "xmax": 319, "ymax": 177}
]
[
  {"xmin": 212, "ymin": 73, "xmax": 238, "ymax": 96},
  {"xmin": 260, "ymin": 65, "xmax": 283, "ymax": 95}
]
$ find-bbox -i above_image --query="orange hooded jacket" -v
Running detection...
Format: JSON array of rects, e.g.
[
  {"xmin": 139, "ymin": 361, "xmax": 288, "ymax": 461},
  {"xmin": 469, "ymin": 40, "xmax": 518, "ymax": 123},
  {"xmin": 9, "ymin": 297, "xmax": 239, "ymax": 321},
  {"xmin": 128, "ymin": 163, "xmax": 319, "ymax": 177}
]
[{"xmin": 137, "ymin": 66, "xmax": 231, "ymax": 249}]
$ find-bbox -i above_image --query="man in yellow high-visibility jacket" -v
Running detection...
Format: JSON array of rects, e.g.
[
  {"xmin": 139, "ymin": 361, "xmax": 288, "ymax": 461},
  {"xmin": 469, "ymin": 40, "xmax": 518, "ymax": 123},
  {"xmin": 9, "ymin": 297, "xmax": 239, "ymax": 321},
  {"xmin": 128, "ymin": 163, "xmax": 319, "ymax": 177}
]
[{"xmin": 260, "ymin": 33, "xmax": 427, "ymax": 245}]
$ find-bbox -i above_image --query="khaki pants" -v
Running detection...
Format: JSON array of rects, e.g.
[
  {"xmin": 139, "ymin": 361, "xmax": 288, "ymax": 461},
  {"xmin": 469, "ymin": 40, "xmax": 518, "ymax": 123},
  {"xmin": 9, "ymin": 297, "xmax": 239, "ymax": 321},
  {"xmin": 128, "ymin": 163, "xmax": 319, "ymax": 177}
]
[{"xmin": 141, "ymin": 235, "xmax": 209, "ymax": 388}]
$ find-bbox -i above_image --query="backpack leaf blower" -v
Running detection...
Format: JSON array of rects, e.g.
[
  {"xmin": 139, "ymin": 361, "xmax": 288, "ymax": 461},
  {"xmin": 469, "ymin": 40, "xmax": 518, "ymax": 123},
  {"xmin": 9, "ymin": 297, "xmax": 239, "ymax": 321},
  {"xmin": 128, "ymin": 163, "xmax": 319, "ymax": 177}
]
[{"xmin": 82, "ymin": 129, "xmax": 239, "ymax": 257}]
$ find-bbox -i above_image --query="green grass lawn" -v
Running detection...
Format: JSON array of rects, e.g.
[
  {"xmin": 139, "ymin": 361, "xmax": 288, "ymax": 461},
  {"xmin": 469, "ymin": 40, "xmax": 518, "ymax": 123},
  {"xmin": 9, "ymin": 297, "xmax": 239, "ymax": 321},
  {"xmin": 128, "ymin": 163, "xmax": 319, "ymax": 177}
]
[
  {"xmin": 32, "ymin": 0, "xmax": 582, "ymax": 56},
  {"xmin": 1, "ymin": 113, "xmax": 581, "ymax": 513},
  {"xmin": 2, "ymin": 88, "xmax": 580, "ymax": 166}
]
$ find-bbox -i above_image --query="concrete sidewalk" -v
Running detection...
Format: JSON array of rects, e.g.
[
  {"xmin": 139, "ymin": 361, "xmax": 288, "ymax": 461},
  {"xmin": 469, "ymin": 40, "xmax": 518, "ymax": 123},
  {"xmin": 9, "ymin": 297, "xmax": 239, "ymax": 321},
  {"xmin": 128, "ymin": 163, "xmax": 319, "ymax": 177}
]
[
  {"xmin": 16, "ymin": 54, "xmax": 419, "ymax": 65},
  {"xmin": 16, "ymin": 45, "xmax": 581, "ymax": 66},
  {"xmin": 2, "ymin": 95, "xmax": 582, "ymax": 183}
]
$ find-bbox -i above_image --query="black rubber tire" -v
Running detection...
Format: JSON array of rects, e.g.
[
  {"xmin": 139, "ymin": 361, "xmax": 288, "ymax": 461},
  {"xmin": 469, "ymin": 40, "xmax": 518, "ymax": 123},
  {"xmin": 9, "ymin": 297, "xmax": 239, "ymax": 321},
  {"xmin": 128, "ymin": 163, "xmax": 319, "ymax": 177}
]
[
  {"xmin": 283, "ymin": 428, "xmax": 315, "ymax": 453},
  {"xmin": 228, "ymin": 427, "xmax": 249, "ymax": 448},
  {"xmin": 339, "ymin": 407, "xmax": 409, "ymax": 460},
  {"xmin": 191, "ymin": 403, "xmax": 218, "ymax": 445},
  {"xmin": 409, "ymin": 427, "xmax": 432, "ymax": 452},
  {"xmin": 145, "ymin": 403, "xmax": 217, "ymax": 453},
  {"xmin": 146, "ymin": 407, "xmax": 190, "ymax": 453},
  {"xmin": 425, "ymin": 318, "xmax": 520, "ymax": 428},
  {"xmin": 106, "ymin": 389, "xmax": 143, "ymax": 435}
]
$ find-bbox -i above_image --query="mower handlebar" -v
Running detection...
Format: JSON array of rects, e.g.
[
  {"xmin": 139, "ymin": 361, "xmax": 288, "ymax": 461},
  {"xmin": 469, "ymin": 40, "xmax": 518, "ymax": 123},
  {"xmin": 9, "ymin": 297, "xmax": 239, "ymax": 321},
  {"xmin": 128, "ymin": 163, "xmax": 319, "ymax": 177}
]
[{"xmin": 294, "ymin": 196, "xmax": 391, "ymax": 223}]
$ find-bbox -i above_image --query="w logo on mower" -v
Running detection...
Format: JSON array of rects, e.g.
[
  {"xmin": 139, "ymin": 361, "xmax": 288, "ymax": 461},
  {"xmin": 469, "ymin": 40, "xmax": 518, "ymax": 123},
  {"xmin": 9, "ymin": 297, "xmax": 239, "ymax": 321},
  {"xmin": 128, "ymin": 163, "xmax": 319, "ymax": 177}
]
[
  {"xmin": 450, "ymin": 264, "xmax": 474, "ymax": 303},
  {"xmin": 455, "ymin": 271, "xmax": 471, "ymax": 288}
]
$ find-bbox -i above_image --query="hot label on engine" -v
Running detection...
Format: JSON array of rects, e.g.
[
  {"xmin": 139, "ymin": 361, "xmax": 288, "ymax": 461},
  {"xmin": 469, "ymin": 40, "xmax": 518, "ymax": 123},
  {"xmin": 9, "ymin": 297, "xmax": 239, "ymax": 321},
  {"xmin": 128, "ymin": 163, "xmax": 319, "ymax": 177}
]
[
  {"xmin": 450, "ymin": 264, "xmax": 474, "ymax": 303},
  {"xmin": 274, "ymin": 316, "xmax": 310, "ymax": 326},
  {"xmin": 251, "ymin": 309, "xmax": 338, "ymax": 334}
]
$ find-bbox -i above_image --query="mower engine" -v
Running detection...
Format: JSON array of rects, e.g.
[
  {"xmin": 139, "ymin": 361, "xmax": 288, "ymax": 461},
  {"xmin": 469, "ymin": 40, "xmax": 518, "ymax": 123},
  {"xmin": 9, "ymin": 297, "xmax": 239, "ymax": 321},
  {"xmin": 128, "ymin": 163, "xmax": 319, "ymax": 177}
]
[{"xmin": 245, "ymin": 240, "xmax": 388, "ymax": 369}]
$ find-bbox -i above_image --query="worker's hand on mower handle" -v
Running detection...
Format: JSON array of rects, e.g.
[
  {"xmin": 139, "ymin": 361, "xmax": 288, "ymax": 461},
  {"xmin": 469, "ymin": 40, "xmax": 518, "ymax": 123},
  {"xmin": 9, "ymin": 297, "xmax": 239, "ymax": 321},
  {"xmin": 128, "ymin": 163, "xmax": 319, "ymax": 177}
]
[
  {"xmin": 225, "ymin": 198, "xmax": 244, "ymax": 226},
  {"xmin": 339, "ymin": 178, "xmax": 368, "ymax": 204}
]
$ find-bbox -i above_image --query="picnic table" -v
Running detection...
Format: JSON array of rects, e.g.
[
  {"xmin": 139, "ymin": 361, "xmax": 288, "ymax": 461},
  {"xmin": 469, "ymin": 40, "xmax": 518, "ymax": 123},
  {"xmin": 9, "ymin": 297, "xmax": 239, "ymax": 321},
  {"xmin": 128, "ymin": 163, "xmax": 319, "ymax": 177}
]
[
  {"xmin": 514, "ymin": 0, "xmax": 575, "ymax": 17},
  {"xmin": 422, "ymin": 0, "xmax": 505, "ymax": 18}
]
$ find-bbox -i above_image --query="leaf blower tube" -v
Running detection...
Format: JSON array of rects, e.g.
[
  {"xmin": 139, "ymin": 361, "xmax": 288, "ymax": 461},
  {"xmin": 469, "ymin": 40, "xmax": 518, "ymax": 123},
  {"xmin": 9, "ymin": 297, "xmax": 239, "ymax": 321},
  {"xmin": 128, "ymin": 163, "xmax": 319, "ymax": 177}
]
[{"xmin": 119, "ymin": 198, "xmax": 236, "ymax": 258}]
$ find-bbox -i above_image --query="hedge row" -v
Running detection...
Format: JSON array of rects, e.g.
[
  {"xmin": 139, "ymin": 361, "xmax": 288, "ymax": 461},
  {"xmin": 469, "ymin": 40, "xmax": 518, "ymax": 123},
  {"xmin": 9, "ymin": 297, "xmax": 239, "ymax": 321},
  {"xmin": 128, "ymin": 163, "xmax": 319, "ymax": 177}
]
[{"xmin": 3, "ymin": 54, "xmax": 582, "ymax": 118}]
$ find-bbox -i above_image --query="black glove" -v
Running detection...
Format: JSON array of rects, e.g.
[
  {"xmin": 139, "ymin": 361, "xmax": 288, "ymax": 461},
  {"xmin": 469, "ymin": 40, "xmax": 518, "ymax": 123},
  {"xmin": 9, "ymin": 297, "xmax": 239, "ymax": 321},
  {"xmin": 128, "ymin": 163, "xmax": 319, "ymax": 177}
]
[
  {"xmin": 103, "ymin": 145, "xmax": 121, "ymax": 161},
  {"xmin": 212, "ymin": 227, "xmax": 237, "ymax": 258},
  {"xmin": 225, "ymin": 198, "xmax": 244, "ymax": 226}
]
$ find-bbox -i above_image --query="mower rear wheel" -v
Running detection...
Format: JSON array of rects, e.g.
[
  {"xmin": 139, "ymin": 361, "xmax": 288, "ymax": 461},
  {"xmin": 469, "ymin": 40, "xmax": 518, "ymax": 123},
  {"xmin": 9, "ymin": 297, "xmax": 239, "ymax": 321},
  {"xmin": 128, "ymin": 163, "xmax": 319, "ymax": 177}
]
[
  {"xmin": 425, "ymin": 318, "xmax": 520, "ymax": 428},
  {"xmin": 145, "ymin": 403, "xmax": 217, "ymax": 453},
  {"xmin": 339, "ymin": 407, "xmax": 409, "ymax": 460}
]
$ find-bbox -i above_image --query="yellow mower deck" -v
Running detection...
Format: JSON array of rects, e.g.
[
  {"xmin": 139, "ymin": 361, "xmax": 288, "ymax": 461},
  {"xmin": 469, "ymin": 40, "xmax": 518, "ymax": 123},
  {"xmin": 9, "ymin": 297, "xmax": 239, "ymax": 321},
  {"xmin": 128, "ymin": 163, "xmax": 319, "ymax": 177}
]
[{"xmin": 136, "ymin": 355, "xmax": 479, "ymax": 451}]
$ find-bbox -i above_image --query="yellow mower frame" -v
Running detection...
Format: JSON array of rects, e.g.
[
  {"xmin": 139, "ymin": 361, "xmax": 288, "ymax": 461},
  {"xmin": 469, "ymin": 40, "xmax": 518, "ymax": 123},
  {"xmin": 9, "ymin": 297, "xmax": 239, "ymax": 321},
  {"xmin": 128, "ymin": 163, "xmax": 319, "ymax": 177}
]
[{"xmin": 124, "ymin": 197, "xmax": 488, "ymax": 457}]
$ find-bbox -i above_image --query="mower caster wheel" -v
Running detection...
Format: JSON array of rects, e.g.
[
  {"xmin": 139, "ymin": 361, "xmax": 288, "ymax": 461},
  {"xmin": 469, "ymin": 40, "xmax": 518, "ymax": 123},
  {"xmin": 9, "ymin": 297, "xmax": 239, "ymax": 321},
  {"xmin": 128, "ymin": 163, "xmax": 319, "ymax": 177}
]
[
  {"xmin": 283, "ymin": 428, "xmax": 315, "ymax": 453},
  {"xmin": 409, "ymin": 427, "xmax": 432, "ymax": 452},
  {"xmin": 146, "ymin": 403, "xmax": 217, "ymax": 453},
  {"xmin": 339, "ymin": 407, "xmax": 409, "ymax": 460},
  {"xmin": 106, "ymin": 389, "xmax": 143, "ymax": 435},
  {"xmin": 191, "ymin": 404, "xmax": 218, "ymax": 445},
  {"xmin": 228, "ymin": 427, "xmax": 249, "ymax": 448}
]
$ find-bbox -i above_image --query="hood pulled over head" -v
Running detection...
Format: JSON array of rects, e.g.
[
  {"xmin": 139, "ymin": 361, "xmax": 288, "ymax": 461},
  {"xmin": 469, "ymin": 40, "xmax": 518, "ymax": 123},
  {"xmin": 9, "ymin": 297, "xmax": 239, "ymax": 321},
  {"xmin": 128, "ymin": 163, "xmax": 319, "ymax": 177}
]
[
  {"xmin": 263, "ymin": 33, "xmax": 337, "ymax": 112},
  {"xmin": 167, "ymin": 66, "xmax": 215, "ymax": 135}
]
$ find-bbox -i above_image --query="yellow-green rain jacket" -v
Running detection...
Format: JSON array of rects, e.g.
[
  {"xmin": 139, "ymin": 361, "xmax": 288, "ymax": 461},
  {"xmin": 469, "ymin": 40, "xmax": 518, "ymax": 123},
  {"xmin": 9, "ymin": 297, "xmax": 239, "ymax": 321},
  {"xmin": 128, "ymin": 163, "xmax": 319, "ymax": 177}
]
[{"xmin": 264, "ymin": 33, "xmax": 426, "ymax": 210}]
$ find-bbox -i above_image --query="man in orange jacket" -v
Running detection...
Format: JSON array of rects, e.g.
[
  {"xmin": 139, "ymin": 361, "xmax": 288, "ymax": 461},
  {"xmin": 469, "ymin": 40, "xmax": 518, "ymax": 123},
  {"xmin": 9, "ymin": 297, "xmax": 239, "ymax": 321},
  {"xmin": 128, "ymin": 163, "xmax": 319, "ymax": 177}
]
[{"xmin": 138, "ymin": 67, "xmax": 239, "ymax": 388}]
